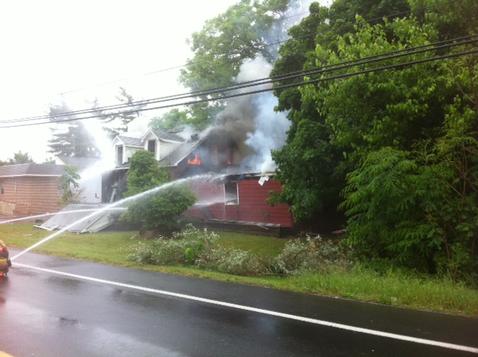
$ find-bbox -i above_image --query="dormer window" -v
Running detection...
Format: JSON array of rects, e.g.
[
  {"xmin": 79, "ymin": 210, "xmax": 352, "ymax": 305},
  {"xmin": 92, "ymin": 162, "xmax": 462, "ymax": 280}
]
[
  {"xmin": 147, "ymin": 140, "xmax": 157, "ymax": 155},
  {"xmin": 116, "ymin": 145, "xmax": 124, "ymax": 165}
]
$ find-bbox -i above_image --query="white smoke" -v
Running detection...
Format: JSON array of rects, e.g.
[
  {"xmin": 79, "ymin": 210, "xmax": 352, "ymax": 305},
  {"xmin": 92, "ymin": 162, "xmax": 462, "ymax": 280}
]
[
  {"xmin": 76, "ymin": 118, "xmax": 116, "ymax": 203},
  {"xmin": 235, "ymin": 56, "xmax": 290, "ymax": 173},
  {"xmin": 209, "ymin": 0, "xmax": 321, "ymax": 174},
  {"xmin": 264, "ymin": 0, "xmax": 316, "ymax": 58}
]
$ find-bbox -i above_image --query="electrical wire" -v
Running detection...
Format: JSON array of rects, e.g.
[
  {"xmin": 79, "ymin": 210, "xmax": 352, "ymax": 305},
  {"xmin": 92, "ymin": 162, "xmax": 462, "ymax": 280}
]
[
  {"xmin": 2, "ymin": 34, "xmax": 476, "ymax": 125},
  {"xmin": 51, "ymin": 8, "xmax": 410, "ymax": 97},
  {"xmin": 1, "ymin": 47, "xmax": 475, "ymax": 129}
]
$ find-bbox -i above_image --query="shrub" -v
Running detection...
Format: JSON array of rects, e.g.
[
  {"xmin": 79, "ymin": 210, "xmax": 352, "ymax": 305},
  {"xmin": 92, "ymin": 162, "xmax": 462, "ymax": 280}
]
[
  {"xmin": 129, "ymin": 224, "xmax": 269, "ymax": 276},
  {"xmin": 128, "ymin": 241, "xmax": 155, "ymax": 264},
  {"xmin": 342, "ymin": 144, "xmax": 478, "ymax": 281},
  {"xmin": 196, "ymin": 246, "xmax": 269, "ymax": 276},
  {"xmin": 122, "ymin": 151, "xmax": 196, "ymax": 233},
  {"xmin": 128, "ymin": 225, "xmax": 218, "ymax": 265},
  {"xmin": 274, "ymin": 236, "xmax": 349, "ymax": 275},
  {"xmin": 60, "ymin": 165, "xmax": 81, "ymax": 203},
  {"xmin": 124, "ymin": 151, "xmax": 168, "ymax": 196},
  {"xmin": 124, "ymin": 185, "xmax": 196, "ymax": 233}
]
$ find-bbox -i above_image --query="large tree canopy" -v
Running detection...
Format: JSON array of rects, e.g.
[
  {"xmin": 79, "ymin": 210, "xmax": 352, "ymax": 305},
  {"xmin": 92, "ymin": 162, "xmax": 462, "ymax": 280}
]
[
  {"xmin": 48, "ymin": 103, "xmax": 100, "ymax": 158},
  {"xmin": 270, "ymin": 0, "xmax": 410, "ymax": 223},
  {"xmin": 272, "ymin": 0, "xmax": 477, "ymax": 277},
  {"xmin": 180, "ymin": 0, "xmax": 289, "ymax": 91},
  {"xmin": 48, "ymin": 88, "xmax": 143, "ymax": 158},
  {"xmin": 96, "ymin": 87, "xmax": 146, "ymax": 137},
  {"xmin": 168, "ymin": 0, "xmax": 292, "ymax": 130},
  {"xmin": 271, "ymin": 0, "xmax": 410, "ymax": 112}
]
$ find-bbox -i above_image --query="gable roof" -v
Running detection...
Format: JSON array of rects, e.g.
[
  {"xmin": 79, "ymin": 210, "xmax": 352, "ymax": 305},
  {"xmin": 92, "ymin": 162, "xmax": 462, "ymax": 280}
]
[
  {"xmin": 159, "ymin": 131, "xmax": 208, "ymax": 167},
  {"xmin": 150, "ymin": 128, "xmax": 184, "ymax": 143},
  {"xmin": 0, "ymin": 163, "xmax": 65, "ymax": 178},
  {"xmin": 117, "ymin": 135, "xmax": 143, "ymax": 147}
]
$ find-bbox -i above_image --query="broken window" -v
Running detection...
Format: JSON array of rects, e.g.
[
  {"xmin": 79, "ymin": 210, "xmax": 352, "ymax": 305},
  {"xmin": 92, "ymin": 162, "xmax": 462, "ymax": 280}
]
[
  {"xmin": 224, "ymin": 181, "xmax": 239, "ymax": 205},
  {"xmin": 147, "ymin": 140, "xmax": 156, "ymax": 155}
]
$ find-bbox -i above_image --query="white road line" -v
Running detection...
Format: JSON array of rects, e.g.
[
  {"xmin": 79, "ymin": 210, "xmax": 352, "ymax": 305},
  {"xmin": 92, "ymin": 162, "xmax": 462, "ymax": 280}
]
[{"xmin": 14, "ymin": 262, "xmax": 478, "ymax": 354}]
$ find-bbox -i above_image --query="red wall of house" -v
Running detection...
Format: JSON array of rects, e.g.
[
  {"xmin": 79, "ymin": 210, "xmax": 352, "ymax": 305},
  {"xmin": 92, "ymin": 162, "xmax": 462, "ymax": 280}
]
[
  {"xmin": 0, "ymin": 177, "xmax": 62, "ymax": 216},
  {"xmin": 186, "ymin": 177, "xmax": 294, "ymax": 228}
]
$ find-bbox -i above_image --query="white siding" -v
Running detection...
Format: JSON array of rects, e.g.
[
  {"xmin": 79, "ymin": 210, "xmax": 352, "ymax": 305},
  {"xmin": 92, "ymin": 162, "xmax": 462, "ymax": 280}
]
[{"xmin": 143, "ymin": 132, "xmax": 160, "ymax": 160}]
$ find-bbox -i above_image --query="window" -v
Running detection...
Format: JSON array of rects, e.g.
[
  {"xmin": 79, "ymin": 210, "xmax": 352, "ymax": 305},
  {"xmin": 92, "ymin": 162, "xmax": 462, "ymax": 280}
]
[
  {"xmin": 116, "ymin": 145, "xmax": 124, "ymax": 165},
  {"xmin": 224, "ymin": 181, "xmax": 239, "ymax": 205},
  {"xmin": 147, "ymin": 140, "xmax": 156, "ymax": 155}
]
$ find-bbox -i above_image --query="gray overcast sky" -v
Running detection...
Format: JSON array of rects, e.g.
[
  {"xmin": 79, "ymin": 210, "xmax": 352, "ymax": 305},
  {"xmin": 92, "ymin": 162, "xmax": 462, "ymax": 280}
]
[{"xmin": 0, "ymin": 0, "xmax": 238, "ymax": 161}]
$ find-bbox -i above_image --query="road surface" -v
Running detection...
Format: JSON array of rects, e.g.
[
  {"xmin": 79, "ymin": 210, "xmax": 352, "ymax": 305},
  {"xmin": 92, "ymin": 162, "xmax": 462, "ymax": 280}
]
[{"xmin": 0, "ymin": 250, "xmax": 477, "ymax": 356}]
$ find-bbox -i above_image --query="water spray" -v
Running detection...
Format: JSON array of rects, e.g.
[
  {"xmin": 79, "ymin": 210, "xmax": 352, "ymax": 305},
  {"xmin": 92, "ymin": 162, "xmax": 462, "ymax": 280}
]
[
  {"xmin": 0, "ymin": 208, "xmax": 126, "ymax": 225},
  {"xmin": 11, "ymin": 173, "xmax": 221, "ymax": 261}
]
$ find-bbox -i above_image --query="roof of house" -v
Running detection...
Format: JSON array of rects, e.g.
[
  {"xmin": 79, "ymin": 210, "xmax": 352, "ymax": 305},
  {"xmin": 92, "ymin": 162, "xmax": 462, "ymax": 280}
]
[
  {"xmin": 159, "ymin": 131, "xmax": 208, "ymax": 167},
  {"xmin": 151, "ymin": 128, "xmax": 185, "ymax": 143},
  {"xmin": 117, "ymin": 135, "xmax": 143, "ymax": 147},
  {"xmin": 0, "ymin": 163, "xmax": 65, "ymax": 178}
]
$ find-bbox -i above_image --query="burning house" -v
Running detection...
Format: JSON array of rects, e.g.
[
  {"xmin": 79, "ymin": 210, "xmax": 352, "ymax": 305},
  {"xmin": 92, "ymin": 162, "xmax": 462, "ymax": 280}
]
[
  {"xmin": 104, "ymin": 123, "xmax": 294, "ymax": 233},
  {"xmin": 103, "ymin": 57, "xmax": 295, "ymax": 233}
]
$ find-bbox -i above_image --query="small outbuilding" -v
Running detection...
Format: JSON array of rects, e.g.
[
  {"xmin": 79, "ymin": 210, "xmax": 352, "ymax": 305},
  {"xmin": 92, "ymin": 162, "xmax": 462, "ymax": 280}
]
[{"xmin": 0, "ymin": 163, "xmax": 65, "ymax": 216}]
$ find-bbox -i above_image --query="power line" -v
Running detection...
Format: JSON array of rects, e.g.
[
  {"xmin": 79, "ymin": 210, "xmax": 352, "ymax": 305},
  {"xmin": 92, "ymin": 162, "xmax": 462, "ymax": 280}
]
[
  {"xmin": 2, "ymin": 48, "xmax": 475, "ymax": 129},
  {"xmin": 57, "ymin": 13, "xmax": 311, "ymax": 96},
  {"xmin": 2, "ymin": 34, "xmax": 476, "ymax": 125},
  {"xmin": 55, "ymin": 8, "xmax": 410, "ymax": 96},
  {"xmin": 3, "ymin": 37, "xmax": 476, "ymax": 126}
]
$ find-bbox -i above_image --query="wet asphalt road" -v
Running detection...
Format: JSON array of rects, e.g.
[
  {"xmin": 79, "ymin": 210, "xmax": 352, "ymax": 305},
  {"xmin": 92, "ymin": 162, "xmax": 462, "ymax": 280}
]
[{"xmin": 0, "ymin": 250, "xmax": 477, "ymax": 357}]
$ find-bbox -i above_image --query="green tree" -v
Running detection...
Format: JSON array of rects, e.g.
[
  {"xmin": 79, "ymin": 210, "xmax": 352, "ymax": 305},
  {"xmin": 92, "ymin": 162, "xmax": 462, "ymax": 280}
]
[
  {"xmin": 49, "ymin": 88, "xmax": 142, "ymax": 157},
  {"xmin": 410, "ymin": 0, "xmax": 478, "ymax": 39},
  {"xmin": 271, "ymin": 0, "xmax": 410, "ymax": 112},
  {"xmin": 125, "ymin": 185, "xmax": 196, "ymax": 233},
  {"xmin": 9, "ymin": 151, "xmax": 34, "ymax": 164},
  {"xmin": 150, "ymin": 109, "xmax": 189, "ymax": 131},
  {"xmin": 272, "ymin": 5, "xmax": 477, "ymax": 277},
  {"xmin": 96, "ymin": 87, "xmax": 146, "ymax": 137},
  {"xmin": 271, "ymin": 0, "xmax": 410, "ymax": 224},
  {"xmin": 59, "ymin": 165, "xmax": 81, "ymax": 203},
  {"xmin": 48, "ymin": 103, "xmax": 100, "ymax": 158},
  {"xmin": 124, "ymin": 151, "xmax": 169, "ymax": 196},
  {"xmin": 123, "ymin": 151, "xmax": 196, "ymax": 233},
  {"xmin": 178, "ymin": 0, "xmax": 290, "ymax": 128}
]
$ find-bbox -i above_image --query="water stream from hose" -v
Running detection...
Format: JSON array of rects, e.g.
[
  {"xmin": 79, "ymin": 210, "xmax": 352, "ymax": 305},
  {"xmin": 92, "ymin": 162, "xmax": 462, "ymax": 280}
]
[
  {"xmin": 11, "ymin": 173, "xmax": 220, "ymax": 261},
  {"xmin": 0, "ymin": 208, "xmax": 126, "ymax": 225}
]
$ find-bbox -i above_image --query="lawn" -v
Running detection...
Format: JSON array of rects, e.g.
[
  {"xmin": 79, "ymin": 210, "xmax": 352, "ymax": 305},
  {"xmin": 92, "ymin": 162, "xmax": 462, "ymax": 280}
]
[
  {"xmin": 0, "ymin": 223, "xmax": 285, "ymax": 262},
  {"xmin": 2, "ymin": 223, "xmax": 478, "ymax": 317}
]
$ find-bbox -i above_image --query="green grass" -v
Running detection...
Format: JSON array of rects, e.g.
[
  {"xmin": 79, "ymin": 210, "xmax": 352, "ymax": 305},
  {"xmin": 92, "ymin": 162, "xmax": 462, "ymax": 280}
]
[
  {"xmin": 214, "ymin": 231, "xmax": 286, "ymax": 257},
  {"xmin": 2, "ymin": 223, "xmax": 477, "ymax": 317}
]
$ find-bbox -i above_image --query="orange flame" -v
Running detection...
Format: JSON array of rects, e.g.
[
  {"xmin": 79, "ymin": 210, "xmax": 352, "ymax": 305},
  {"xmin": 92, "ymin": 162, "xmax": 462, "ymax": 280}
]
[{"xmin": 188, "ymin": 153, "xmax": 202, "ymax": 166}]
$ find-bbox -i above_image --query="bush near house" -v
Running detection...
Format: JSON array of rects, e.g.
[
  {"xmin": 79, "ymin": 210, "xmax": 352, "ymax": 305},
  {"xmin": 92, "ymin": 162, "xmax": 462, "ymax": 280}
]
[
  {"xmin": 122, "ymin": 151, "xmax": 196, "ymax": 233},
  {"xmin": 59, "ymin": 165, "xmax": 80, "ymax": 203},
  {"xmin": 128, "ymin": 226, "xmax": 350, "ymax": 276},
  {"xmin": 2, "ymin": 223, "xmax": 477, "ymax": 316}
]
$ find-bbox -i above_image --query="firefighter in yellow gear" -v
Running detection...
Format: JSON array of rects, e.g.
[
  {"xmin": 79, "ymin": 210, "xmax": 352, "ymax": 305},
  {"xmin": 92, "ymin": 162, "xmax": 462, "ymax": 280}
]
[{"xmin": 0, "ymin": 240, "xmax": 11, "ymax": 276}]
